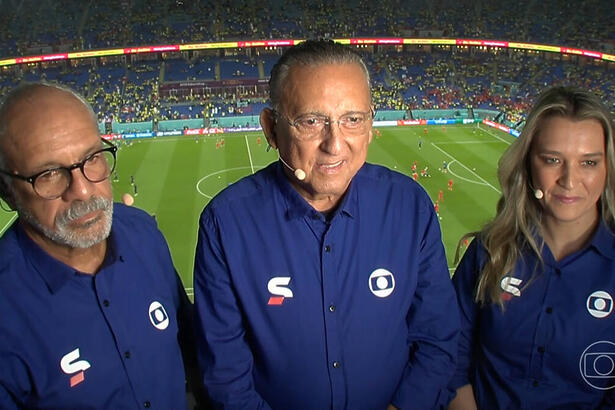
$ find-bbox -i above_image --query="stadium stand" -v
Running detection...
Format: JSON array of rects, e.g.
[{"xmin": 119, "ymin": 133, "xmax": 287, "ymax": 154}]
[{"xmin": 0, "ymin": 0, "xmax": 613, "ymax": 130}]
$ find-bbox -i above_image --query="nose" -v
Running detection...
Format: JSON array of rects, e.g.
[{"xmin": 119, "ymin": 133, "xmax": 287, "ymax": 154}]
[
  {"xmin": 557, "ymin": 163, "xmax": 576, "ymax": 190},
  {"xmin": 319, "ymin": 120, "xmax": 343, "ymax": 155},
  {"xmin": 62, "ymin": 167, "xmax": 95, "ymax": 201}
]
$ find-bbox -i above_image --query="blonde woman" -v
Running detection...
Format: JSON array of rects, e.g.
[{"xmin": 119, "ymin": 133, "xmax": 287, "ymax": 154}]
[{"xmin": 449, "ymin": 86, "xmax": 615, "ymax": 409}]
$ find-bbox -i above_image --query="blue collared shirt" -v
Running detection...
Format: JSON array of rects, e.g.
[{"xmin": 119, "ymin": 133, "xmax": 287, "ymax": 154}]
[
  {"xmin": 194, "ymin": 161, "xmax": 459, "ymax": 410},
  {"xmin": 0, "ymin": 204, "xmax": 191, "ymax": 409},
  {"xmin": 452, "ymin": 222, "xmax": 615, "ymax": 409}
]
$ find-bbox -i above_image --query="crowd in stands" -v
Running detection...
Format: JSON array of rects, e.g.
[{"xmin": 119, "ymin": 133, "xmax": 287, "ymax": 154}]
[
  {"xmin": 0, "ymin": 0, "xmax": 614, "ymax": 130},
  {"xmin": 1, "ymin": 0, "xmax": 614, "ymax": 59},
  {"xmin": 1, "ymin": 46, "xmax": 613, "ymax": 130}
]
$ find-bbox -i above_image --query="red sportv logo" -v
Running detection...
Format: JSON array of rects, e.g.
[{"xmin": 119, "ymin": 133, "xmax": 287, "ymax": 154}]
[
  {"xmin": 267, "ymin": 277, "xmax": 293, "ymax": 305},
  {"xmin": 500, "ymin": 276, "xmax": 522, "ymax": 301},
  {"xmin": 60, "ymin": 348, "xmax": 91, "ymax": 388}
]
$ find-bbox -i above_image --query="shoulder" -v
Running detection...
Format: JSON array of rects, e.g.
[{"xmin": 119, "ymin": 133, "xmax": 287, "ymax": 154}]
[
  {"xmin": 452, "ymin": 237, "xmax": 485, "ymax": 286},
  {"xmin": 357, "ymin": 163, "xmax": 423, "ymax": 188},
  {"xmin": 0, "ymin": 225, "xmax": 22, "ymax": 278},
  {"xmin": 356, "ymin": 163, "xmax": 433, "ymax": 207},
  {"xmin": 110, "ymin": 204, "xmax": 177, "ymax": 283},
  {"xmin": 112, "ymin": 203, "xmax": 160, "ymax": 240},
  {"xmin": 200, "ymin": 163, "xmax": 277, "ymax": 222},
  {"xmin": 210, "ymin": 163, "xmax": 275, "ymax": 206},
  {"xmin": 592, "ymin": 220, "xmax": 615, "ymax": 258},
  {"xmin": 113, "ymin": 202, "xmax": 156, "ymax": 227}
]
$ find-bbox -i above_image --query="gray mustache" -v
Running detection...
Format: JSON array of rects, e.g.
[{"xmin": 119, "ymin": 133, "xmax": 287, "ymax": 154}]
[{"xmin": 57, "ymin": 197, "xmax": 111, "ymax": 225}]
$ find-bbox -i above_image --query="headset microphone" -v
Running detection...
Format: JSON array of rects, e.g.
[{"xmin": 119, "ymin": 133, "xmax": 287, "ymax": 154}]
[
  {"xmin": 278, "ymin": 156, "xmax": 306, "ymax": 181},
  {"xmin": 534, "ymin": 188, "xmax": 544, "ymax": 200}
]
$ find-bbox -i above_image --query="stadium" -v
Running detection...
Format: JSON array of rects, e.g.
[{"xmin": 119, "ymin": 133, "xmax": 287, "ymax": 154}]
[
  {"xmin": 1, "ymin": 0, "xmax": 614, "ymax": 291},
  {"xmin": 0, "ymin": 1, "xmax": 615, "ymax": 288},
  {"xmin": 0, "ymin": 0, "xmax": 615, "ymax": 409}
]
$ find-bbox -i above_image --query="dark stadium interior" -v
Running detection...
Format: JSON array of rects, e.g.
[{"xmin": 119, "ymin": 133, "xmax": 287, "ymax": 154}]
[{"xmin": 0, "ymin": 0, "xmax": 613, "ymax": 132}]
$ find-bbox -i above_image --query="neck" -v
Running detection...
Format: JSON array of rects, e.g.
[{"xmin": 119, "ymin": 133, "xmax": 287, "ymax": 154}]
[
  {"xmin": 306, "ymin": 195, "xmax": 342, "ymax": 214},
  {"xmin": 542, "ymin": 211, "xmax": 600, "ymax": 261},
  {"xmin": 21, "ymin": 222, "xmax": 107, "ymax": 274},
  {"xmin": 281, "ymin": 166, "xmax": 345, "ymax": 213}
]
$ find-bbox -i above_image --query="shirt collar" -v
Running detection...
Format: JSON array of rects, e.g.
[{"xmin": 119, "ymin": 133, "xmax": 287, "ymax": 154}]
[
  {"xmin": 541, "ymin": 219, "xmax": 615, "ymax": 265},
  {"xmin": 15, "ymin": 218, "xmax": 123, "ymax": 294},
  {"xmin": 274, "ymin": 160, "xmax": 359, "ymax": 221},
  {"xmin": 15, "ymin": 222, "xmax": 76, "ymax": 294},
  {"xmin": 589, "ymin": 220, "xmax": 615, "ymax": 260}
]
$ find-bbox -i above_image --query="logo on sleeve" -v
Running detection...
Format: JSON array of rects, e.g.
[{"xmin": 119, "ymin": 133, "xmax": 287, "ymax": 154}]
[
  {"xmin": 267, "ymin": 277, "xmax": 293, "ymax": 305},
  {"xmin": 587, "ymin": 291, "xmax": 613, "ymax": 318},
  {"xmin": 60, "ymin": 348, "xmax": 91, "ymax": 388},
  {"xmin": 148, "ymin": 301, "xmax": 169, "ymax": 330},
  {"xmin": 500, "ymin": 276, "xmax": 522, "ymax": 301},
  {"xmin": 368, "ymin": 268, "xmax": 395, "ymax": 298}
]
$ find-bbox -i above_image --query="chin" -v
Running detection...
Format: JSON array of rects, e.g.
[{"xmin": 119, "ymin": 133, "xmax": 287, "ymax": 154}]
[
  {"xmin": 36, "ymin": 205, "xmax": 113, "ymax": 249},
  {"xmin": 312, "ymin": 181, "xmax": 349, "ymax": 197},
  {"xmin": 62, "ymin": 210, "xmax": 113, "ymax": 248}
]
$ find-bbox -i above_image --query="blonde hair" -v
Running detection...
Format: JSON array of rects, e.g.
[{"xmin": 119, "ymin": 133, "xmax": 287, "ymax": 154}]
[{"xmin": 470, "ymin": 86, "xmax": 615, "ymax": 306}]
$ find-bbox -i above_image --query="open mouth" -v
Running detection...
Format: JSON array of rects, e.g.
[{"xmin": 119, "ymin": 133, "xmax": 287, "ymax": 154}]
[{"xmin": 317, "ymin": 160, "xmax": 344, "ymax": 173}]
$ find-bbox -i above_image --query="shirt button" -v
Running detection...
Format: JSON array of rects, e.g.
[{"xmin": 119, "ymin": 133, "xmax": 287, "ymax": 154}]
[
  {"xmin": 546, "ymin": 307, "xmax": 553, "ymax": 314},
  {"xmin": 329, "ymin": 305, "xmax": 336, "ymax": 312},
  {"xmin": 143, "ymin": 401, "xmax": 151, "ymax": 408},
  {"xmin": 325, "ymin": 245, "xmax": 331, "ymax": 252},
  {"xmin": 532, "ymin": 380, "xmax": 539, "ymax": 387},
  {"xmin": 537, "ymin": 346, "xmax": 545, "ymax": 353},
  {"xmin": 332, "ymin": 361, "xmax": 340, "ymax": 368},
  {"xmin": 103, "ymin": 300, "xmax": 110, "ymax": 307},
  {"xmin": 555, "ymin": 268, "xmax": 562, "ymax": 275},
  {"xmin": 124, "ymin": 351, "xmax": 131, "ymax": 359}
]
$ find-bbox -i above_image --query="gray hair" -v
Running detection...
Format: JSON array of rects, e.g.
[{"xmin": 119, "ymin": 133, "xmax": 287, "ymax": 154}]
[
  {"xmin": 268, "ymin": 39, "xmax": 371, "ymax": 110},
  {"xmin": 0, "ymin": 82, "xmax": 97, "ymax": 193}
]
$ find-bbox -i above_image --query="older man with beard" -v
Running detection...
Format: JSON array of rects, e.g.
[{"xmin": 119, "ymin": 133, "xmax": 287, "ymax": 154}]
[{"xmin": 0, "ymin": 83, "xmax": 204, "ymax": 409}]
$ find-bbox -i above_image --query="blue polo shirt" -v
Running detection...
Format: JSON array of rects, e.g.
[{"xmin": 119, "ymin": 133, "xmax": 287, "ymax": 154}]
[
  {"xmin": 194, "ymin": 161, "xmax": 459, "ymax": 410},
  {"xmin": 0, "ymin": 203, "xmax": 191, "ymax": 409},
  {"xmin": 452, "ymin": 222, "xmax": 615, "ymax": 408}
]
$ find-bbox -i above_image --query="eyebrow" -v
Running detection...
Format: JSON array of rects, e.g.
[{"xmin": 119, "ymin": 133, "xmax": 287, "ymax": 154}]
[
  {"xmin": 296, "ymin": 109, "xmax": 369, "ymax": 117},
  {"xmin": 537, "ymin": 149, "xmax": 604, "ymax": 157},
  {"xmin": 28, "ymin": 143, "xmax": 105, "ymax": 174}
]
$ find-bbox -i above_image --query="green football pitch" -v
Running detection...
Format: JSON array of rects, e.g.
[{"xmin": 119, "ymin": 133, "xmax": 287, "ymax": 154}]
[{"xmin": 0, "ymin": 123, "xmax": 515, "ymax": 295}]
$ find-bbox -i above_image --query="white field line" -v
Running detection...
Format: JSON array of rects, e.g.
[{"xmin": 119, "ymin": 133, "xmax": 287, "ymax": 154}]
[
  {"xmin": 196, "ymin": 166, "xmax": 263, "ymax": 199},
  {"xmin": 0, "ymin": 213, "xmax": 17, "ymax": 235},
  {"xmin": 478, "ymin": 124, "xmax": 512, "ymax": 145},
  {"xmin": 245, "ymin": 135, "xmax": 255, "ymax": 174},
  {"xmin": 431, "ymin": 142, "xmax": 501, "ymax": 194},
  {"xmin": 434, "ymin": 140, "xmax": 503, "ymax": 144},
  {"xmin": 446, "ymin": 160, "xmax": 487, "ymax": 185}
]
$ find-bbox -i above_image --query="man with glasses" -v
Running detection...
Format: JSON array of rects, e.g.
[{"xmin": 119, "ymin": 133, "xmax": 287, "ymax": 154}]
[
  {"xmin": 0, "ymin": 83, "xmax": 204, "ymax": 408},
  {"xmin": 194, "ymin": 40, "xmax": 459, "ymax": 409}
]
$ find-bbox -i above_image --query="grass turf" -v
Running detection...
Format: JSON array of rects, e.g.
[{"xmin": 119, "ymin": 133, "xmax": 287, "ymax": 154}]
[{"xmin": 0, "ymin": 123, "xmax": 516, "ymax": 293}]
